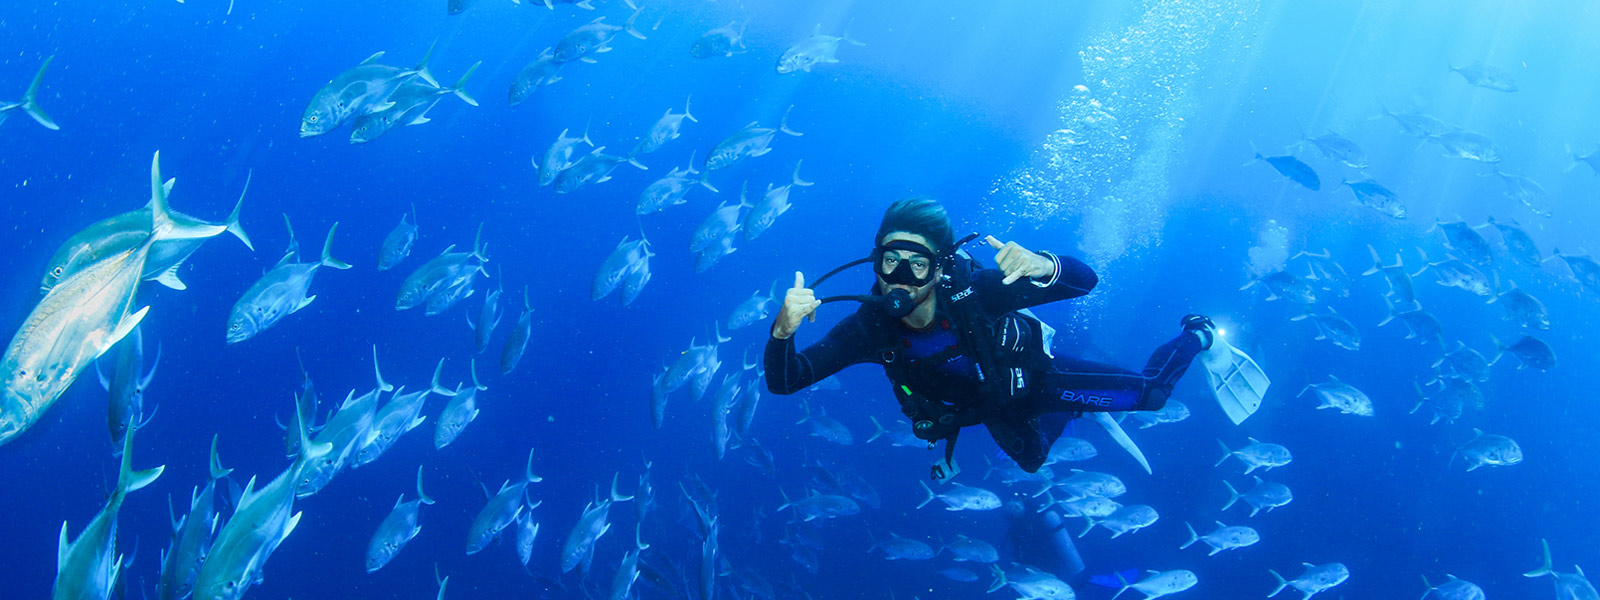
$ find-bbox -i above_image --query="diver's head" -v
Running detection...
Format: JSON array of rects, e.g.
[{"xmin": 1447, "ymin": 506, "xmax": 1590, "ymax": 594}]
[{"xmin": 873, "ymin": 199, "xmax": 952, "ymax": 308}]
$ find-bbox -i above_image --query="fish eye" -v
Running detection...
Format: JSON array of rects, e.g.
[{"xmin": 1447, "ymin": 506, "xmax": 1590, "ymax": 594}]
[
  {"xmin": 51, "ymin": 266, "xmax": 63, "ymax": 276},
  {"xmin": 309, "ymin": 115, "xmax": 320, "ymax": 123},
  {"xmin": 230, "ymin": 323, "xmax": 240, "ymax": 331}
]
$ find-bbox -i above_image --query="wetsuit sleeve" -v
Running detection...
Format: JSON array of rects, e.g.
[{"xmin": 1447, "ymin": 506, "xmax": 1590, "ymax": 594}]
[
  {"xmin": 764, "ymin": 313, "xmax": 876, "ymax": 395},
  {"xmin": 974, "ymin": 250, "xmax": 1098, "ymax": 314}
]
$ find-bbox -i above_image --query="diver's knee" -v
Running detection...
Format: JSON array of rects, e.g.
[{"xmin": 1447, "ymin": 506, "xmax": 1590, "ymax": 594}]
[{"xmin": 1137, "ymin": 387, "xmax": 1169, "ymax": 411}]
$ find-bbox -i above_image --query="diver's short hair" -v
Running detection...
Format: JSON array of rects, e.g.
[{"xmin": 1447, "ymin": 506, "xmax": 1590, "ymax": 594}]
[{"xmin": 876, "ymin": 197, "xmax": 954, "ymax": 253}]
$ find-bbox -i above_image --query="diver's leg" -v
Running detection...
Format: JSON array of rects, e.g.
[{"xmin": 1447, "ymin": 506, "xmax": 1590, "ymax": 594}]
[{"xmin": 1038, "ymin": 316, "xmax": 1212, "ymax": 413}]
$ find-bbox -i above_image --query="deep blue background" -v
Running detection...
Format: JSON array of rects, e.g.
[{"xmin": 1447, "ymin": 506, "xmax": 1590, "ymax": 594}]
[{"xmin": 3, "ymin": 0, "xmax": 1599, "ymax": 598}]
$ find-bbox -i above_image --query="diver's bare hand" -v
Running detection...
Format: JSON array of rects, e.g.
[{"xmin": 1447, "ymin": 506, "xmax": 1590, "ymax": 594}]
[
  {"xmin": 772, "ymin": 271, "xmax": 822, "ymax": 340},
  {"xmin": 986, "ymin": 235, "xmax": 1056, "ymax": 285}
]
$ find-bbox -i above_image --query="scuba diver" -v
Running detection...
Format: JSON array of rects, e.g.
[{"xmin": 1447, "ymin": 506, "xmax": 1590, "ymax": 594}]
[{"xmin": 764, "ymin": 198, "xmax": 1268, "ymax": 479}]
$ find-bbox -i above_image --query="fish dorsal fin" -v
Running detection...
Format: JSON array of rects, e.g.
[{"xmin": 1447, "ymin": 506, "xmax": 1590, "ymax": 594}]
[
  {"xmin": 56, "ymin": 522, "xmax": 70, "ymax": 571},
  {"xmin": 360, "ymin": 51, "xmax": 387, "ymax": 65},
  {"xmin": 438, "ymin": 244, "xmax": 457, "ymax": 257}
]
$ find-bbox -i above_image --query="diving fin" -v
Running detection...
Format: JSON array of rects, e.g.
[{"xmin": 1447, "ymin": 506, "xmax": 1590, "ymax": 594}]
[
  {"xmin": 1089, "ymin": 412, "xmax": 1150, "ymax": 475},
  {"xmin": 1200, "ymin": 330, "xmax": 1271, "ymax": 425}
]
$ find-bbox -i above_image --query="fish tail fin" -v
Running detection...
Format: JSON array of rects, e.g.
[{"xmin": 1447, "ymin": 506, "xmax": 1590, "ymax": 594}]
[
  {"xmin": 526, "ymin": 447, "xmax": 544, "ymax": 484},
  {"xmin": 868, "ymin": 415, "xmax": 886, "ymax": 443},
  {"xmin": 791, "ymin": 159, "xmax": 813, "ymax": 187},
  {"xmin": 1524, "ymin": 539, "xmax": 1554, "ymax": 578},
  {"xmin": 21, "ymin": 55, "xmax": 58, "ymax": 130},
  {"xmin": 986, "ymin": 565, "xmax": 1008, "ymax": 593},
  {"xmin": 1378, "ymin": 295, "xmax": 1398, "ymax": 326},
  {"xmin": 471, "ymin": 223, "xmax": 489, "ymax": 263},
  {"xmin": 208, "ymin": 434, "xmax": 232, "ymax": 480},
  {"xmin": 225, "ymin": 170, "xmax": 254, "ymax": 250},
  {"xmin": 319, "ymin": 222, "xmax": 352, "ymax": 269},
  {"xmin": 1111, "ymin": 570, "xmax": 1132, "ymax": 600},
  {"xmin": 451, "ymin": 61, "xmax": 482, "ymax": 107},
  {"xmin": 116, "ymin": 420, "xmax": 165, "ymax": 501},
  {"xmin": 148, "ymin": 151, "xmax": 177, "ymax": 241},
  {"xmin": 1180, "ymin": 521, "xmax": 1199, "ymax": 549},
  {"xmin": 293, "ymin": 392, "xmax": 333, "ymax": 468},
  {"xmin": 609, "ymin": 472, "xmax": 632, "ymax": 501},
  {"xmin": 683, "ymin": 95, "xmax": 696, "ymax": 123},
  {"xmin": 430, "ymin": 357, "xmax": 457, "ymax": 396},
  {"xmin": 1410, "ymin": 381, "xmax": 1426, "ymax": 415},
  {"xmin": 916, "ymin": 480, "xmax": 936, "ymax": 509},
  {"xmin": 779, "ymin": 105, "xmax": 803, "ymax": 136},
  {"xmin": 623, "ymin": 5, "xmax": 647, "ymax": 40},
  {"xmin": 372, "ymin": 345, "xmax": 395, "ymax": 393},
  {"xmin": 683, "ymin": 149, "xmax": 700, "ymax": 176},
  {"xmin": 842, "ymin": 19, "xmax": 866, "ymax": 46},
  {"xmin": 1215, "ymin": 439, "xmax": 1234, "ymax": 467},
  {"xmin": 1361, "ymin": 244, "xmax": 1383, "ymax": 276},
  {"xmin": 1488, "ymin": 333, "xmax": 1504, "ymax": 366},
  {"xmin": 1267, "ymin": 569, "xmax": 1288, "ymax": 597}
]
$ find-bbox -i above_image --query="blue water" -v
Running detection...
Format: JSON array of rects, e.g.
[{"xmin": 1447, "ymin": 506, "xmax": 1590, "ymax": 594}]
[{"xmin": 3, "ymin": 0, "xmax": 1599, "ymax": 598}]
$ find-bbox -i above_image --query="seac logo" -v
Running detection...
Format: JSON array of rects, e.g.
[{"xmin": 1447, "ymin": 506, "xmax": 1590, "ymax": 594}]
[{"xmin": 1060, "ymin": 389, "xmax": 1113, "ymax": 407}]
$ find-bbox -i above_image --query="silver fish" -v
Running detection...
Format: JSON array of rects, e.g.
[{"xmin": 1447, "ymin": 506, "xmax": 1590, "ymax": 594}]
[
  {"xmin": 1493, "ymin": 172, "xmax": 1553, "ymax": 217},
  {"xmin": 1416, "ymin": 251, "xmax": 1492, "ymax": 297},
  {"xmin": 1421, "ymin": 574, "xmax": 1485, "ymax": 600},
  {"xmin": 1181, "ymin": 521, "xmax": 1259, "ymax": 556},
  {"xmin": 1491, "ymin": 334, "xmax": 1555, "ymax": 372},
  {"xmin": 776, "ymin": 23, "xmax": 866, "ymax": 74},
  {"xmin": 43, "ymin": 171, "xmax": 252, "ymax": 294},
  {"xmin": 867, "ymin": 416, "xmax": 922, "ymax": 447},
  {"xmin": 1451, "ymin": 61, "xmax": 1518, "ymax": 92},
  {"xmin": 1362, "ymin": 245, "xmax": 1418, "ymax": 309},
  {"xmin": 157, "ymin": 436, "xmax": 230, "ymax": 600},
  {"xmin": 1379, "ymin": 103, "xmax": 1451, "ymax": 139},
  {"xmin": 1056, "ymin": 469, "xmax": 1126, "ymax": 500},
  {"xmin": 508, "ymin": 48, "xmax": 564, "ymax": 107},
  {"xmin": 1241, "ymin": 269, "xmax": 1317, "ymax": 304},
  {"xmin": 873, "ymin": 533, "xmax": 935, "ymax": 560},
  {"xmin": 694, "ymin": 232, "xmax": 737, "ymax": 273},
  {"xmin": 1433, "ymin": 341, "xmax": 1491, "ymax": 382},
  {"xmin": 636, "ymin": 152, "xmax": 717, "ymax": 215},
  {"xmin": 706, "ymin": 107, "xmax": 803, "ymax": 171},
  {"xmin": 1455, "ymin": 428, "xmax": 1522, "ymax": 471},
  {"xmin": 1429, "ymin": 128, "xmax": 1501, "ymax": 163},
  {"xmin": 1434, "ymin": 218, "xmax": 1495, "ymax": 267},
  {"xmin": 1290, "ymin": 306, "xmax": 1360, "ymax": 351},
  {"xmin": 988, "ymin": 566, "xmax": 1074, "ymax": 599},
  {"xmin": 1, "ymin": 55, "xmax": 58, "ymax": 131},
  {"xmin": 560, "ymin": 475, "xmax": 633, "ymax": 573},
  {"xmin": 376, "ymin": 206, "xmax": 418, "ymax": 271},
  {"xmin": 727, "ymin": 281, "xmax": 777, "ymax": 331},
  {"xmin": 1411, "ymin": 379, "xmax": 1467, "ymax": 426},
  {"xmin": 96, "ymin": 325, "xmax": 159, "ymax": 452},
  {"xmin": 515, "ymin": 512, "xmax": 539, "ymax": 567},
  {"xmin": 53, "ymin": 425, "xmax": 164, "ymax": 600},
  {"xmin": 797, "ymin": 402, "xmax": 852, "ymax": 445},
  {"xmin": 607, "ymin": 528, "xmax": 649, "ymax": 600},
  {"xmin": 1216, "ymin": 438, "xmax": 1292, "ymax": 474},
  {"xmin": 593, "ymin": 236, "xmax": 651, "ymax": 300},
  {"xmin": 691, "ymin": 22, "xmax": 747, "ymax": 59},
  {"xmin": 466, "ymin": 448, "xmax": 542, "ymax": 555},
  {"xmin": 711, "ymin": 373, "xmax": 738, "ymax": 459},
  {"xmin": 633, "ymin": 97, "xmax": 696, "ymax": 156},
  {"xmin": 226, "ymin": 216, "xmax": 351, "ymax": 344},
  {"xmin": 350, "ymin": 63, "xmax": 480, "ymax": 144},
  {"xmin": 355, "ymin": 359, "xmax": 452, "ymax": 468},
  {"xmin": 618, "ymin": 252, "xmax": 652, "ymax": 306},
  {"xmin": 1484, "ymin": 216, "xmax": 1541, "ymax": 267},
  {"xmin": 294, "ymin": 388, "xmax": 379, "ymax": 498},
  {"xmin": 1491, "ymin": 281, "xmax": 1550, "ymax": 330},
  {"xmin": 918, "ymin": 481, "xmax": 1001, "ymax": 511},
  {"xmin": 1298, "ymin": 130, "xmax": 1367, "ymax": 169},
  {"xmin": 553, "ymin": 145, "xmax": 648, "ymax": 194},
  {"xmin": 1523, "ymin": 539, "xmax": 1599, "ymax": 600},
  {"xmin": 1548, "ymin": 249, "xmax": 1600, "ymax": 294},
  {"xmin": 436, "ymin": 359, "xmax": 485, "ymax": 449},
  {"xmin": 1292, "ymin": 249, "xmax": 1350, "ymax": 298},
  {"xmin": 1082, "ymin": 504, "xmax": 1159, "ymax": 538},
  {"xmin": 468, "ymin": 280, "xmax": 503, "ymax": 353},
  {"xmin": 396, "ymin": 225, "xmax": 488, "ymax": 311},
  {"xmin": 1129, "ymin": 401, "xmax": 1189, "ymax": 429},
  {"xmin": 300, "ymin": 48, "xmax": 432, "ymax": 138},
  {"xmin": 1268, "ymin": 563, "xmax": 1349, "ymax": 599},
  {"xmin": 534, "ymin": 127, "xmax": 593, "ymax": 187},
  {"xmin": 194, "ymin": 399, "xmax": 331, "ymax": 600},
  {"xmin": 690, "ymin": 194, "xmax": 745, "ymax": 253},
  {"xmin": 1340, "ymin": 178, "xmax": 1404, "ymax": 219},
  {"xmin": 551, "ymin": 9, "xmax": 646, "ymax": 64},
  {"xmin": 3, "ymin": 153, "xmax": 199, "ymax": 446},
  {"xmin": 366, "ymin": 465, "xmax": 436, "ymax": 572},
  {"xmin": 1221, "ymin": 476, "xmax": 1292, "ymax": 516},
  {"xmin": 1378, "ymin": 298, "xmax": 1443, "ymax": 346},
  {"xmin": 735, "ymin": 361, "xmax": 763, "ymax": 435},
  {"xmin": 743, "ymin": 161, "xmax": 813, "ymax": 241},
  {"xmin": 778, "ymin": 490, "xmax": 859, "ymax": 522},
  {"xmin": 501, "ymin": 290, "xmax": 533, "ymax": 375},
  {"xmin": 1114, "ymin": 569, "xmax": 1197, "ymax": 600},
  {"xmin": 941, "ymin": 535, "xmax": 999, "ymax": 563},
  {"xmin": 1298, "ymin": 375, "xmax": 1375, "ymax": 416}
]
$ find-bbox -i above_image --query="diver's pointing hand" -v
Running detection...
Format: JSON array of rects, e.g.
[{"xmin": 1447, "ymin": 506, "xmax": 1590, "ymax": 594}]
[
  {"xmin": 986, "ymin": 235, "xmax": 1056, "ymax": 285},
  {"xmin": 773, "ymin": 270, "xmax": 821, "ymax": 340}
]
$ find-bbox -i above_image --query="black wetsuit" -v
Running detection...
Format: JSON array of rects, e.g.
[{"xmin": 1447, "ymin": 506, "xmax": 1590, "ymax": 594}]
[{"xmin": 765, "ymin": 251, "xmax": 1204, "ymax": 472}]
